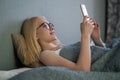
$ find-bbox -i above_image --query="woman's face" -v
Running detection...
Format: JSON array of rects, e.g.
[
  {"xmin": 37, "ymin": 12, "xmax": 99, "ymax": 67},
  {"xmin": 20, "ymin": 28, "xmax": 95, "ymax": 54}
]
[{"xmin": 36, "ymin": 17, "xmax": 57, "ymax": 42}]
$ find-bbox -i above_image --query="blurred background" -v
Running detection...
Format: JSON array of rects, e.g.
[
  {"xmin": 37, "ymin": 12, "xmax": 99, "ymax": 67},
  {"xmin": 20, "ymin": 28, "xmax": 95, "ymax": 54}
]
[{"xmin": 0, "ymin": 0, "xmax": 109, "ymax": 70}]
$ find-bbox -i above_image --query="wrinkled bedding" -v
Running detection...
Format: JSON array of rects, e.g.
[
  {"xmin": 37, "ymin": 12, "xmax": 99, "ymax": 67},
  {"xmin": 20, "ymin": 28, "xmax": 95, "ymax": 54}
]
[
  {"xmin": 9, "ymin": 67, "xmax": 120, "ymax": 80},
  {"xmin": 9, "ymin": 38, "xmax": 120, "ymax": 80}
]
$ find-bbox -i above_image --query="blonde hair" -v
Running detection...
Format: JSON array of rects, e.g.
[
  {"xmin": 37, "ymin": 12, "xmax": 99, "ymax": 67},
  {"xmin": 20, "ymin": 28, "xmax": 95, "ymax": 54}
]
[{"xmin": 21, "ymin": 17, "xmax": 43, "ymax": 66}]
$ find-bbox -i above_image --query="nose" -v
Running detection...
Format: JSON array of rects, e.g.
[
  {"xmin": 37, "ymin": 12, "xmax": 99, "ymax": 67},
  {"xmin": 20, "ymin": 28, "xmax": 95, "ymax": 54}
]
[{"xmin": 49, "ymin": 26, "xmax": 54, "ymax": 30}]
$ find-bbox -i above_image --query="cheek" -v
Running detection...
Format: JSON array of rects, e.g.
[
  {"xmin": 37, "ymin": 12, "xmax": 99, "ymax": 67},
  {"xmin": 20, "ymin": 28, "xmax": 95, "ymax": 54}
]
[{"xmin": 37, "ymin": 30, "xmax": 50, "ymax": 40}]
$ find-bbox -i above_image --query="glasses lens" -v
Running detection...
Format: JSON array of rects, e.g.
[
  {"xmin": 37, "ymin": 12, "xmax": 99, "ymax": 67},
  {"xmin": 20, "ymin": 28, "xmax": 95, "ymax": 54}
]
[
  {"xmin": 49, "ymin": 23, "xmax": 54, "ymax": 27},
  {"xmin": 49, "ymin": 23, "xmax": 54, "ymax": 29},
  {"xmin": 42, "ymin": 23, "xmax": 50, "ymax": 29},
  {"xmin": 39, "ymin": 22, "xmax": 54, "ymax": 30}
]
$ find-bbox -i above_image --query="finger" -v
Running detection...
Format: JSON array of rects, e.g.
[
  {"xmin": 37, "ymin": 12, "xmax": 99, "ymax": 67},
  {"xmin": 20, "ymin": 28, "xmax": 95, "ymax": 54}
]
[
  {"xmin": 83, "ymin": 16, "xmax": 89, "ymax": 23},
  {"xmin": 89, "ymin": 18, "xmax": 95, "ymax": 25},
  {"xmin": 96, "ymin": 23, "xmax": 100, "ymax": 28},
  {"xmin": 90, "ymin": 18, "xmax": 96, "ymax": 22},
  {"xmin": 87, "ymin": 20, "xmax": 95, "ymax": 28},
  {"xmin": 80, "ymin": 23, "xmax": 83, "ymax": 27},
  {"xmin": 90, "ymin": 18, "xmax": 99, "ymax": 26},
  {"xmin": 80, "ymin": 22, "xmax": 83, "ymax": 25},
  {"xmin": 94, "ymin": 22, "xmax": 99, "ymax": 28},
  {"xmin": 88, "ymin": 19, "xmax": 94, "ymax": 25}
]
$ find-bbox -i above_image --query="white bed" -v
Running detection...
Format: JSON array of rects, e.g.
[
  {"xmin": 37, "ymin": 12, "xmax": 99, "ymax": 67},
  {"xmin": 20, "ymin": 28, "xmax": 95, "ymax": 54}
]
[{"xmin": 0, "ymin": 68, "xmax": 31, "ymax": 80}]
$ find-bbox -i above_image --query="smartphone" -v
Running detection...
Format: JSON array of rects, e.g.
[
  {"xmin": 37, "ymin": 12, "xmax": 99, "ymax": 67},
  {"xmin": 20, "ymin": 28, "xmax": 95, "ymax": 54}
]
[{"xmin": 80, "ymin": 4, "xmax": 89, "ymax": 17}]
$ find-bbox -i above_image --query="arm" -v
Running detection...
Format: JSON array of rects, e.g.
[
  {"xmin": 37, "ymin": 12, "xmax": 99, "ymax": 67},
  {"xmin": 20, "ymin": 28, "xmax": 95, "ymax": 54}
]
[
  {"xmin": 39, "ymin": 16, "xmax": 94, "ymax": 71},
  {"xmin": 76, "ymin": 35, "xmax": 91, "ymax": 71},
  {"xmin": 91, "ymin": 19, "xmax": 105, "ymax": 47},
  {"xmin": 76, "ymin": 16, "xmax": 94, "ymax": 71},
  {"xmin": 29, "ymin": 62, "xmax": 45, "ymax": 68}
]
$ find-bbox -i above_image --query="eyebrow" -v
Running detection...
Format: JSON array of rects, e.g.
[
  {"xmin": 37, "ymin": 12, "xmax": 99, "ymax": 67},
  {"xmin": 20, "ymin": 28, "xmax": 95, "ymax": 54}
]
[
  {"xmin": 37, "ymin": 22, "xmax": 46, "ymax": 29},
  {"xmin": 39, "ymin": 23, "xmax": 45, "ymax": 27}
]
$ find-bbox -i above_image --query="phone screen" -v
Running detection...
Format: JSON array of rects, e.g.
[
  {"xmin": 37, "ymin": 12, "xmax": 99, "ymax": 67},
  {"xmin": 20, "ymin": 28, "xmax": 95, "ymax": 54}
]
[{"xmin": 80, "ymin": 4, "xmax": 89, "ymax": 17}]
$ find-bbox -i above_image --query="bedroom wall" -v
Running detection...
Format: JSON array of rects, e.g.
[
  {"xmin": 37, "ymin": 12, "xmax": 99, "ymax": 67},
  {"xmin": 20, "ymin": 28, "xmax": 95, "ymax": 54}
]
[{"xmin": 0, "ymin": 0, "xmax": 105, "ymax": 70}]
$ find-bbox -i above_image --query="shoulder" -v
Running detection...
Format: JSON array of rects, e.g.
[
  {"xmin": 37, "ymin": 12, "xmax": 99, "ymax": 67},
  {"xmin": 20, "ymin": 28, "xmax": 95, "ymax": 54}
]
[
  {"xmin": 40, "ymin": 50, "xmax": 58, "ymax": 59},
  {"xmin": 39, "ymin": 50, "xmax": 63, "ymax": 66}
]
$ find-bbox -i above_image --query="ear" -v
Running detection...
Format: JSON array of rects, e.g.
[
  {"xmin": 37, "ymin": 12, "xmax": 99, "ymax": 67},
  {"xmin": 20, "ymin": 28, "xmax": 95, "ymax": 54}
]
[
  {"xmin": 36, "ymin": 29, "xmax": 39, "ymax": 39},
  {"xmin": 36, "ymin": 32, "xmax": 41, "ymax": 44},
  {"xmin": 36, "ymin": 33, "xmax": 38, "ymax": 39}
]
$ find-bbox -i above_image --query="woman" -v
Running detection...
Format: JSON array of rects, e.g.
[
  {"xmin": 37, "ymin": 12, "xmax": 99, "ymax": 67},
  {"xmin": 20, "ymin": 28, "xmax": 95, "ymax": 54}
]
[{"xmin": 21, "ymin": 16, "xmax": 105, "ymax": 71}]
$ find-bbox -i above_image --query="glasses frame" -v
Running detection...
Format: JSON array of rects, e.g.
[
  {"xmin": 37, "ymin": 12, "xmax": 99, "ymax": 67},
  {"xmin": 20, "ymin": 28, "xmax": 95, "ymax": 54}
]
[{"xmin": 38, "ymin": 22, "xmax": 54, "ymax": 30}]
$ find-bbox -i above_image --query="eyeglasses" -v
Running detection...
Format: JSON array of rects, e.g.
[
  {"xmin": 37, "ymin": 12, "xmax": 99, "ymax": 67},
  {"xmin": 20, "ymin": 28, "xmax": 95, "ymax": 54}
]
[{"xmin": 38, "ymin": 22, "xmax": 54, "ymax": 30}]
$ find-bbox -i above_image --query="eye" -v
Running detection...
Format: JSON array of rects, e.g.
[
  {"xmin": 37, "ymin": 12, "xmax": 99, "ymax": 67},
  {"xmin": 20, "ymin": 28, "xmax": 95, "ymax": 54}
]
[
  {"xmin": 42, "ymin": 23, "xmax": 49, "ymax": 29},
  {"xmin": 49, "ymin": 23, "xmax": 54, "ymax": 27},
  {"xmin": 42, "ymin": 23, "xmax": 47, "ymax": 27}
]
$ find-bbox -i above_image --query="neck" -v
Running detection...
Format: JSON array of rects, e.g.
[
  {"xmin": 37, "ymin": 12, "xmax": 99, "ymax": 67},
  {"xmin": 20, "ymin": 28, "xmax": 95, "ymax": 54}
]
[{"xmin": 38, "ymin": 39, "xmax": 62, "ymax": 51}]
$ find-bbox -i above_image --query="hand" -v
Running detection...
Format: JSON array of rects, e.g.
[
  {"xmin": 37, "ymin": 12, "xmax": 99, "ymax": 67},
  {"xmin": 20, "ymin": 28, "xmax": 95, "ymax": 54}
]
[
  {"xmin": 80, "ymin": 16, "xmax": 94, "ymax": 37},
  {"xmin": 91, "ymin": 20, "xmax": 101, "ymax": 40},
  {"xmin": 91, "ymin": 19, "xmax": 105, "ymax": 46}
]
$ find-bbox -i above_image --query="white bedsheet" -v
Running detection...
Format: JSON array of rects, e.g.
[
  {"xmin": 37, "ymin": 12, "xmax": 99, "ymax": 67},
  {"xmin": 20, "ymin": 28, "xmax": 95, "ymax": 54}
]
[{"xmin": 0, "ymin": 68, "xmax": 31, "ymax": 80}]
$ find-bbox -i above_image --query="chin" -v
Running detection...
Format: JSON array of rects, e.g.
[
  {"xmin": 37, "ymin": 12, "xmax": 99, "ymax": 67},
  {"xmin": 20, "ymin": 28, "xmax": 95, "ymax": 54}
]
[
  {"xmin": 51, "ymin": 36, "xmax": 58, "ymax": 41},
  {"xmin": 52, "ymin": 37, "xmax": 57, "ymax": 40}
]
